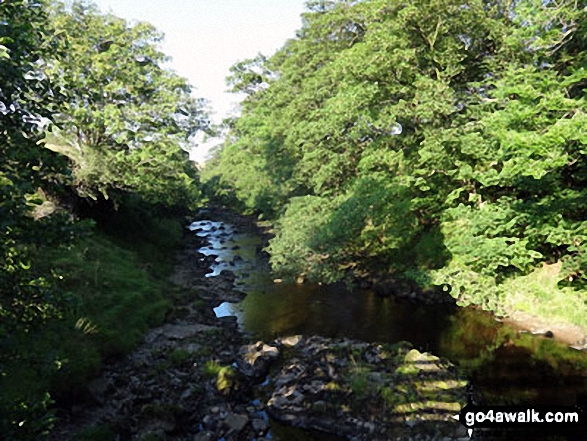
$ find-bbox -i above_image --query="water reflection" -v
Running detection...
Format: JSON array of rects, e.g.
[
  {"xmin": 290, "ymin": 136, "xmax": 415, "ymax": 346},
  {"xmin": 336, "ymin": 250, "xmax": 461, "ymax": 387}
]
[
  {"xmin": 233, "ymin": 284, "xmax": 456, "ymax": 353},
  {"xmin": 192, "ymin": 218, "xmax": 587, "ymax": 409}
]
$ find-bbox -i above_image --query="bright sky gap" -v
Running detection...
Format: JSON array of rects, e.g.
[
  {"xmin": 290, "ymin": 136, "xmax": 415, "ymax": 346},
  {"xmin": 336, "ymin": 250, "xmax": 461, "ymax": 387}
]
[{"xmin": 92, "ymin": 0, "xmax": 307, "ymax": 163}]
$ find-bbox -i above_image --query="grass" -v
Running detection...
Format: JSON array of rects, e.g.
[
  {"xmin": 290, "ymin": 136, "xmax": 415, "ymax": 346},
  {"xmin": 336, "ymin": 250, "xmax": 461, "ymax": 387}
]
[
  {"xmin": 204, "ymin": 361, "xmax": 235, "ymax": 393},
  {"xmin": 97, "ymin": 199, "xmax": 185, "ymax": 278},
  {"xmin": 43, "ymin": 233, "xmax": 172, "ymax": 362},
  {"xmin": 169, "ymin": 348, "xmax": 192, "ymax": 365},
  {"xmin": 502, "ymin": 263, "xmax": 587, "ymax": 329},
  {"xmin": 1, "ymin": 211, "xmax": 183, "ymax": 438}
]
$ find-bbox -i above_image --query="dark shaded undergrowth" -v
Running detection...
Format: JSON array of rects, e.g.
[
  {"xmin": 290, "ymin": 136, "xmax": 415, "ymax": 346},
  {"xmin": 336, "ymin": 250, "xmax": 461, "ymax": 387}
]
[{"xmin": 0, "ymin": 208, "xmax": 186, "ymax": 440}]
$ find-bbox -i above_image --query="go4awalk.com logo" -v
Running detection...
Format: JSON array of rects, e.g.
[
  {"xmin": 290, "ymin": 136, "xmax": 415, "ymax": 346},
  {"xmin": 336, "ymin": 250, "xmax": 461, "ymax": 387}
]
[{"xmin": 452, "ymin": 403, "xmax": 586, "ymax": 438}]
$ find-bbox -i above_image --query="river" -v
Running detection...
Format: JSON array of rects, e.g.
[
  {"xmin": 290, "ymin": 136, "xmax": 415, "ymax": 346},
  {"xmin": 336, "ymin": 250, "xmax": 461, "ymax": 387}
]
[{"xmin": 190, "ymin": 216, "xmax": 587, "ymax": 427}]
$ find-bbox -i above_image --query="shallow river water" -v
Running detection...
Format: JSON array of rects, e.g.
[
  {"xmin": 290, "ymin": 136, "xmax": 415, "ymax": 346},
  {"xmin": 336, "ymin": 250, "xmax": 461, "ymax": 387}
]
[{"xmin": 190, "ymin": 217, "xmax": 587, "ymax": 438}]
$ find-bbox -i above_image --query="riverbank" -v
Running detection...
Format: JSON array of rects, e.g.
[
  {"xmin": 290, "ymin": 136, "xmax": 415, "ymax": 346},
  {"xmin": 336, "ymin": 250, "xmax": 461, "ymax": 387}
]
[
  {"xmin": 236, "ymin": 207, "xmax": 587, "ymax": 352},
  {"xmin": 501, "ymin": 310, "xmax": 587, "ymax": 349},
  {"xmin": 47, "ymin": 208, "xmax": 471, "ymax": 441}
]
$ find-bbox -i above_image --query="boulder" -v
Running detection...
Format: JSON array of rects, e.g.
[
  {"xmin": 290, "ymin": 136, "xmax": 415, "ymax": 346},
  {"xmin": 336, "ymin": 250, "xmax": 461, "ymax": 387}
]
[{"xmin": 238, "ymin": 341, "xmax": 280, "ymax": 378}]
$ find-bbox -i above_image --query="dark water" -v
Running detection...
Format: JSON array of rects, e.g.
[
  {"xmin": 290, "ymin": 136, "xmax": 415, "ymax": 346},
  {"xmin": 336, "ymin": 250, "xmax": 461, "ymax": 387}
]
[{"xmin": 190, "ymin": 218, "xmax": 587, "ymax": 437}]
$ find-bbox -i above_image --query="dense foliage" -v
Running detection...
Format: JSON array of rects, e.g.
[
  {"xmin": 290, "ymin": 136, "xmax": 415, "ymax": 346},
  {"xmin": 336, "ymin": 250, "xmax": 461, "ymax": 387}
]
[
  {"xmin": 45, "ymin": 1, "xmax": 209, "ymax": 208},
  {"xmin": 1, "ymin": 1, "xmax": 208, "ymax": 438},
  {"xmin": 204, "ymin": 0, "xmax": 587, "ymax": 322}
]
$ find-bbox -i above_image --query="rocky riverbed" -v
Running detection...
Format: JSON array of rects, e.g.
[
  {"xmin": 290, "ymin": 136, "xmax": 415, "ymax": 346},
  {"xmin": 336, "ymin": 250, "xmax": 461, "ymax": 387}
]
[{"xmin": 48, "ymin": 208, "xmax": 470, "ymax": 441}]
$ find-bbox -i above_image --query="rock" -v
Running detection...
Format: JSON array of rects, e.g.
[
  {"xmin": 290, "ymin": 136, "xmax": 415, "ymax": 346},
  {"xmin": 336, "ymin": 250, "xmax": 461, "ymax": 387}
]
[
  {"xmin": 265, "ymin": 336, "xmax": 466, "ymax": 440},
  {"xmin": 185, "ymin": 343, "xmax": 202, "ymax": 353},
  {"xmin": 364, "ymin": 348, "xmax": 382, "ymax": 364},
  {"xmin": 180, "ymin": 387, "xmax": 194, "ymax": 400},
  {"xmin": 143, "ymin": 417, "xmax": 176, "ymax": 434},
  {"xmin": 278, "ymin": 335, "xmax": 303, "ymax": 347},
  {"xmin": 218, "ymin": 316, "xmax": 238, "ymax": 329},
  {"xmin": 224, "ymin": 412, "xmax": 249, "ymax": 433},
  {"xmin": 145, "ymin": 323, "xmax": 216, "ymax": 342},
  {"xmin": 140, "ymin": 429, "xmax": 166, "ymax": 440},
  {"xmin": 219, "ymin": 270, "xmax": 236, "ymax": 282},
  {"xmin": 238, "ymin": 342, "xmax": 280, "ymax": 378},
  {"xmin": 363, "ymin": 421, "xmax": 376, "ymax": 433},
  {"xmin": 251, "ymin": 418, "xmax": 269, "ymax": 434},
  {"xmin": 274, "ymin": 362, "xmax": 305, "ymax": 388},
  {"xmin": 312, "ymin": 400, "xmax": 327, "ymax": 411},
  {"xmin": 404, "ymin": 349, "xmax": 442, "ymax": 371},
  {"xmin": 193, "ymin": 432, "xmax": 212, "ymax": 441},
  {"xmin": 303, "ymin": 380, "xmax": 325, "ymax": 395}
]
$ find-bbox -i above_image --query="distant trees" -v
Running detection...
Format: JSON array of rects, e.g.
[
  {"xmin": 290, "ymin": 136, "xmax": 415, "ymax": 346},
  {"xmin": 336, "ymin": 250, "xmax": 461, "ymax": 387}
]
[{"xmin": 204, "ymin": 0, "xmax": 587, "ymax": 319}]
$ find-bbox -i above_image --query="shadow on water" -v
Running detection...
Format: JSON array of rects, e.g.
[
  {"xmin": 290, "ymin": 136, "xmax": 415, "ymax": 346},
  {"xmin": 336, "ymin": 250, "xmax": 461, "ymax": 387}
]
[
  {"xmin": 232, "ymin": 282, "xmax": 455, "ymax": 353},
  {"xmin": 191, "ymin": 218, "xmax": 587, "ymax": 439}
]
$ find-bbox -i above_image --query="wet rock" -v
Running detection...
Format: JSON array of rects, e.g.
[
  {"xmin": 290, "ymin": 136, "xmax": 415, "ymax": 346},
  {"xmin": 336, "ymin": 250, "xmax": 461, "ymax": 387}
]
[
  {"xmin": 146, "ymin": 323, "xmax": 217, "ymax": 342},
  {"xmin": 217, "ymin": 316, "xmax": 238, "ymax": 330},
  {"xmin": 266, "ymin": 336, "xmax": 467, "ymax": 440},
  {"xmin": 219, "ymin": 269, "xmax": 236, "ymax": 282}
]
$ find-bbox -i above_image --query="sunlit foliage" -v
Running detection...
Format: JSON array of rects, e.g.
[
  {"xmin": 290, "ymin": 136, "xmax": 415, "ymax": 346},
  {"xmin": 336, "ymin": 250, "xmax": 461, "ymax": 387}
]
[{"xmin": 205, "ymin": 0, "xmax": 587, "ymax": 324}]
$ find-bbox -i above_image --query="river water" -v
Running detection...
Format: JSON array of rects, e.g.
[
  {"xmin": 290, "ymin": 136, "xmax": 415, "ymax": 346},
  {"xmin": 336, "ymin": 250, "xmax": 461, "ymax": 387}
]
[{"xmin": 190, "ymin": 218, "xmax": 587, "ymax": 434}]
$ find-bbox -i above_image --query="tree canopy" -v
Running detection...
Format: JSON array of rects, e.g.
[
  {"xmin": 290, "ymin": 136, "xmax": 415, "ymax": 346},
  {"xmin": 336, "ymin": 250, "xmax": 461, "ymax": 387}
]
[
  {"xmin": 1, "ymin": 1, "xmax": 209, "ymax": 437},
  {"xmin": 44, "ymin": 1, "xmax": 210, "ymax": 208},
  {"xmin": 204, "ymin": 0, "xmax": 587, "ymax": 318}
]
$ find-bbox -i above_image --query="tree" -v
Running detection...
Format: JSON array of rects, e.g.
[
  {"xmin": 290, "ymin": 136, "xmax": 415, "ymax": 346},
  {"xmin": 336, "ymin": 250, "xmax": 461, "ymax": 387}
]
[
  {"xmin": 0, "ymin": 0, "xmax": 71, "ymax": 437},
  {"xmin": 207, "ymin": 0, "xmax": 507, "ymax": 280},
  {"xmin": 431, "ymin": 0, "xmax": 587, "ymax": 309},
  {"xmin": 1, "ymin": 2, "xmax": 212, "ymax": 437},
  {"xmin": 44, "ymin": 1, "xmax": 211, "ymax": 209},
  {"xmin": 206, "ymin": 0, "xmax": 587, "ymax": 326}
]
